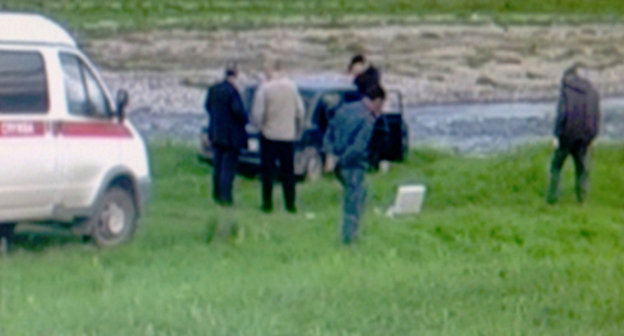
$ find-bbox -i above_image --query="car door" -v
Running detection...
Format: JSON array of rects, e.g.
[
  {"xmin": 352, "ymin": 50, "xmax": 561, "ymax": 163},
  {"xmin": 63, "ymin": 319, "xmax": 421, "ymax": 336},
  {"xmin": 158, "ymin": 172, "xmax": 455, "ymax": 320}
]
[
  {"xmin": 374, "ymin": 90, "xmax": 407, "ymax": 162},
  {"xmin": 56, "ymin": 52, "xmax": 125, "ymax": 210},
  {"xmin": 0, "ymin": 49, "xmax": 59, "ymax": 220}
]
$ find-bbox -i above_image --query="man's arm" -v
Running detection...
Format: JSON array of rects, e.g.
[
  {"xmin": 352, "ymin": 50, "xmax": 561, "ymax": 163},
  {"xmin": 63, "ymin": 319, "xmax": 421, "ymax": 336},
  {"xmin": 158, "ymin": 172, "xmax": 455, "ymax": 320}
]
[
  {"xmin": 204, "ymin": 87, "xmax": 212, "ymax": 115},
  {"xmin": 250, "ymin": 85, "xmax": 266, "ymax": 129},
  {"xmin": 322, "ymin": 115, "xmax": 338, "ymax": 155},
  {"xmin": 322, "ymin": 113, "xmax": 340, "ymax": 173},
  {"xmin": 554, "ymin": 89, "xmax": 567, "ymax": 137},
  {"xmin": 230, "ymin": 89, "xmax": 247, "ymax": 124},
  {"xmin": 341, "ymin": 117, "xmax": 374, "ymax": 166},
  {"xmin": 590, "ymin": 90, "xmax": 600, "ymax": 141},
  {"xmin": 293, "ymin": 85, "xmax": 305, "ymax": 138}
]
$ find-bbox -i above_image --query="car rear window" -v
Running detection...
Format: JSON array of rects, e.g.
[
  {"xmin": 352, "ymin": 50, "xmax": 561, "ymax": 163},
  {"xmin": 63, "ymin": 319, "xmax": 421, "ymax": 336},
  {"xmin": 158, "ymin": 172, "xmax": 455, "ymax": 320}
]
[{"xmin": 0, "ymin": 50, "xmax": 48, "ymax": 114}]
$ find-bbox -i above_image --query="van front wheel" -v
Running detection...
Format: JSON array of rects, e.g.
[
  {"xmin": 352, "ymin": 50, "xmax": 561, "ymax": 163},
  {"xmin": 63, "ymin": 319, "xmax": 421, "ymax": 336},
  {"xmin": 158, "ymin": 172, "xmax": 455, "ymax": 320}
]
[{"xmin": 91, "ymin": 187, "xmax": 137, "ymax": 247}]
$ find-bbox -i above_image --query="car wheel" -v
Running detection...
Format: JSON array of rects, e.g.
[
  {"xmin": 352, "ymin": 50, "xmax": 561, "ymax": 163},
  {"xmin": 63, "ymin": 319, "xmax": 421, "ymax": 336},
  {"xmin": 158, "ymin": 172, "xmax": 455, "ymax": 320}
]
[
  {"xmin": 91, "ymin": 187, "xmax": 137, "ymax": 247},
  {"xmin": 305, "ymin": 149, "xmax": 323, "ymax": 182}
]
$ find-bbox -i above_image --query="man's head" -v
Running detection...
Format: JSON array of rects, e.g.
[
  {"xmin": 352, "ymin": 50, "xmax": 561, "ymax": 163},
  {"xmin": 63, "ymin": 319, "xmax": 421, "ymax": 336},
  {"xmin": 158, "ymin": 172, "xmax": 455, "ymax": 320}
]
[
  {"xmin": 263, "ymin": 58, "xmax": 285, "ymax": 79},
  {"xmin": 564, "ymin": 62, "xmax": 595, "ymax": 80},
  {"xmin": 348, "ymin": 54, "xmax": 367, "ymax": 76},
  {"xmin": 563, "ymin": 65, "xmax": 578, "ymax": 81},
  {"xmin": 365, "ymin": 85, "xmax": 386, "ymax": 116},
  {"xmin": 225, "ymin": 62, "xmax": 238, "ymax": 80}
]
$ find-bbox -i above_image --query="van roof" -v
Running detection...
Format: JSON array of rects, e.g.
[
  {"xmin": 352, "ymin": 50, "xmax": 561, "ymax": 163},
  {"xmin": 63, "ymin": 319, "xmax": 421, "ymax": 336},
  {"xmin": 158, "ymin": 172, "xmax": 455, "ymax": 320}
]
[{"xmin": 0, "ymin": 13, "xmax": 76, "ymax": 47}]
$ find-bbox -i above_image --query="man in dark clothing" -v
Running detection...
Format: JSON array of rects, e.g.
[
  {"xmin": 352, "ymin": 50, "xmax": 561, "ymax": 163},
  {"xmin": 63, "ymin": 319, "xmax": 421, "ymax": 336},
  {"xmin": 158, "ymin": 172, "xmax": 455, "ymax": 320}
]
[
  {"xmin": 204, "ymin": 66, "xmax": 247, "ymax": 206},
  {"xmin": 348, "ymin": 54, "xmax": 381, "ymax": 98},
  {"xmin": 547, "ymin": 67, "xmax": 600, "ymax": 204},
  {"xmin": 322, "ymin": 86, "xmax": 385, "ymax": 244}
]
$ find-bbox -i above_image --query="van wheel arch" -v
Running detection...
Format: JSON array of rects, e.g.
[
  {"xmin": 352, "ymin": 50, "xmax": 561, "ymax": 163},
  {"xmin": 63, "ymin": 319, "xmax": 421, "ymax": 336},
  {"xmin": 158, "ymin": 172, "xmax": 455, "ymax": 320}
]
[
  {"xmin": 107, "ymin": 175, "xmax": 138, "ymax": 210},
  {"xmin": 72, "ymin": 173, "xmax": 139, "ymax": 243}
]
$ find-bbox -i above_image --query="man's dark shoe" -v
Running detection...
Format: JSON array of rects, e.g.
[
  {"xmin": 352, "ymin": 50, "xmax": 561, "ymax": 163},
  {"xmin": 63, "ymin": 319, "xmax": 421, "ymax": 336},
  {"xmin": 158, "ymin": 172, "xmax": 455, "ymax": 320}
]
[
  {"xmin": 220, "ymin": 200, "xmax": 234, "ymax": 207},
  {"xmin": 546, "ymin": 195, "xmax": 558, "ymax": 205},
  {"xmin": 286, "ymin": 205, "xmax": 297, "ymax": 214},
  {"xmin": 214, "ymin": 197, "xmax": 234, "ymax": 207},
  {"xmin": 261, "ymin": 204, "xmax": 273, "ymax": 214},
  {"xmin": 342, "ymin": 235, "xmax": 355, "ymax": 245}
]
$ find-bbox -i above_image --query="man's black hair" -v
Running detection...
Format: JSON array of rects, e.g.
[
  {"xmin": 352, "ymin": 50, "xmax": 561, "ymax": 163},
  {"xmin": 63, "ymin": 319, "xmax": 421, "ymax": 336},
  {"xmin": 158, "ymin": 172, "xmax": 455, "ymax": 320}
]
[
  {"xmin": 348, "ymin": 54, "xmax": 366, "ymax": 71},
  {"xmin": 366, "ymin": 85, "xmax": 386, "ymax": 100},
  {"xmin": 225, "ymin": 62, "xmax": 238, "ymax": 77},
  {"xmin": 563, "ymin": 65, "xmax": 578, "ymax": 78}
]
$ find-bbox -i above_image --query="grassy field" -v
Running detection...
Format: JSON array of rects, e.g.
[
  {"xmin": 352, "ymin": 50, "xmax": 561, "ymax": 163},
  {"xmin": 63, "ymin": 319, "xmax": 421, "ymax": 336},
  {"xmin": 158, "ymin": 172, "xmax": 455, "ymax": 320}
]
[
  {"xmin": 1, "ymin": 143, "xmax": 624, "ymax": 335},
  {"xmin": 2, "ymin": 0, "xmax": 624, "ymax": 33}
]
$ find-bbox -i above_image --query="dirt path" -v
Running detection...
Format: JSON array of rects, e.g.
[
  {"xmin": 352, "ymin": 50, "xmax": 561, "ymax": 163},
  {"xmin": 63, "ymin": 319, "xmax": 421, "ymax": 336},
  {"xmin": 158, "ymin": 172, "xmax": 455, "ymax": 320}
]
[{"xmin": 89, "ymin": 23, "xmax": 624, "ymax": 110}]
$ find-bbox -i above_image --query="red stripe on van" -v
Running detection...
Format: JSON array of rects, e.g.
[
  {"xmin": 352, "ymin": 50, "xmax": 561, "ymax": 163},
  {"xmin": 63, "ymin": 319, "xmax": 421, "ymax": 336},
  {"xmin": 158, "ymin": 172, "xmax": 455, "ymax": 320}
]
[
  {"xmin": 0, "ymin": 121, "xmax": 46, "ymax": 137},
  {"xmin": 58, "ymin": 122, "xmax": 133, "ymax": 138}
]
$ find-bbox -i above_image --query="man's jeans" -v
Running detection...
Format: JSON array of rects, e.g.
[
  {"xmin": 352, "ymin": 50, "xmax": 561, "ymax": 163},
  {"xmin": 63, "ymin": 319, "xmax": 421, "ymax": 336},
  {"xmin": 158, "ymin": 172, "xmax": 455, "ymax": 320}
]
[
  {"xmin": 547, "ymin": 140, "xmax": 589, "ymax": 203},
  {"xmin": 338, "ymin": 167, "xmax": 367, "ymax": 244}
]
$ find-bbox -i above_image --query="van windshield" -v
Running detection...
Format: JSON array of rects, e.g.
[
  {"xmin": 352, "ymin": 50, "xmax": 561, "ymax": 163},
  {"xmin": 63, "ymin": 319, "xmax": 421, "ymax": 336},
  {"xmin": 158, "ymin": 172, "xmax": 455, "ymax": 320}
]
[{"xmin": 0, "ymin": 50, "xmax": 48, "ymax": 114}]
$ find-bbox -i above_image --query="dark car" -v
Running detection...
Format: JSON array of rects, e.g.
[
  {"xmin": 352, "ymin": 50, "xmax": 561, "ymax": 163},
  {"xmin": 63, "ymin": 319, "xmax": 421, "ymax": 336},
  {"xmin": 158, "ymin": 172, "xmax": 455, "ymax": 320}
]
[{"xmin": 199, "ymin": 79, "xmax": 408, "ymax": 180}]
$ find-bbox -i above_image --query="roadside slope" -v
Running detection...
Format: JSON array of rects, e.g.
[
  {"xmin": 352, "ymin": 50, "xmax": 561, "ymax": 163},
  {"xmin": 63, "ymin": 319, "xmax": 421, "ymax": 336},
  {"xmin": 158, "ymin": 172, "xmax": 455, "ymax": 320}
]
[{"xmin": 94, "ymin": 24, "xmax": 624, "ymax": 108}]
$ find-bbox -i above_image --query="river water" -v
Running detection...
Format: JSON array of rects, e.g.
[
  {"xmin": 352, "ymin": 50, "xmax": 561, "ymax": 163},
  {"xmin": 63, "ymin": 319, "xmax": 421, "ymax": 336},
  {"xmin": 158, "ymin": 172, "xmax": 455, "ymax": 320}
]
[{"xmin": 128, "ymin": 97, "xmax": 624, "ymax": 155}]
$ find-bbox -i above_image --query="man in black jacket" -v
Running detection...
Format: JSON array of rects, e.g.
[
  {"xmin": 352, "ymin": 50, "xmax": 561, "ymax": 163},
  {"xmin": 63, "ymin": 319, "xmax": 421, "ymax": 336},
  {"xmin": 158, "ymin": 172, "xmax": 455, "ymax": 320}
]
[
  {"xmin": 348, "ymin": 54, "xmax": 381, "ymax": 98},
  {"xmin": 547, "ymin": 66, "xmax": 600, "ymax": 204},
  {"xmin": 205, "ymin": 65, "xmax": 247, "ymax": 206}
]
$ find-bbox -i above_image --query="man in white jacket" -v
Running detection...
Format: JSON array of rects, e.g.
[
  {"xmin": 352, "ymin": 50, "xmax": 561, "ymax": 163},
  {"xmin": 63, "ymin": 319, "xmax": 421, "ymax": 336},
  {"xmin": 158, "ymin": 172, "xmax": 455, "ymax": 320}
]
[{"xmin": 251, "ymin": 60, "xmax": 305, "ymax": 213}]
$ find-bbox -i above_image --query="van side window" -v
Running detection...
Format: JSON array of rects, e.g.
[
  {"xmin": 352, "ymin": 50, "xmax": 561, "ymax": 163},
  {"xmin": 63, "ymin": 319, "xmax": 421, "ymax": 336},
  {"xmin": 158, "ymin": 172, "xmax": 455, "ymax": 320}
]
[
  {"xmin": 59, "ymin": 53, "xmax": 111, "ymax": 118},
  {"xmin": 83, "ymin": 65, "xmax": 111, "ymax": 117},
  {"xmin": 0, "ymin": 50, "xmax": 48, "ymax": 114}
]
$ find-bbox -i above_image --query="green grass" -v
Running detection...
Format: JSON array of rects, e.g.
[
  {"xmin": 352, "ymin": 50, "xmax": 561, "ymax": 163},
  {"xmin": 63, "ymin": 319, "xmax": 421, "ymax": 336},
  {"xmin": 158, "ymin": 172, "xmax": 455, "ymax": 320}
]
[
  {"xmin": 2, "ymin": 143, "xmax": 624, "ymax": 335},
  {"xmin": 2, "ymin": 0, "xmax": 624, "ymax": 34}
]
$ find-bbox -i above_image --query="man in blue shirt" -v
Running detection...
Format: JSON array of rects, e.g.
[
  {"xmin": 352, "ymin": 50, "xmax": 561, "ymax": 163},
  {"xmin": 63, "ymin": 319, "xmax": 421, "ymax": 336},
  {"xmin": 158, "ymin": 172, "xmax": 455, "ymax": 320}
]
[{"xmin": 322, "ymin": 86, "xmax": 385, "ymax": 244}]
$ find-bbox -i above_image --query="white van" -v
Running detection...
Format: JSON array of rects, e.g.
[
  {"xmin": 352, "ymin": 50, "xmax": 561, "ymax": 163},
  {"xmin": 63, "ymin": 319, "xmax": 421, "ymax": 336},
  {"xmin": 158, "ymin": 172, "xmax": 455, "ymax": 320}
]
[{"xmin": 0, "ymin": 13, "xmax": 151, "ymax": 247}]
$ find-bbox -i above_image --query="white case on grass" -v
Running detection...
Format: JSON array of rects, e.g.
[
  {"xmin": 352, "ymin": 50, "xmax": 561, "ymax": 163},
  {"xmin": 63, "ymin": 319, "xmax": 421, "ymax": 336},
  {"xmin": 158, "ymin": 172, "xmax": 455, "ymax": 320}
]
[{"xmin": 387, "ymin": 185, "xmax": 426, "ymax": 217}]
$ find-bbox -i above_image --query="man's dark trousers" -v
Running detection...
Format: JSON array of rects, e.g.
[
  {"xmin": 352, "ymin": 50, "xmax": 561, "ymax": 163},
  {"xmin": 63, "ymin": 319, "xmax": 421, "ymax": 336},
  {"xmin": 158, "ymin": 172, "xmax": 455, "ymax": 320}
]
[
  {"xmin": 338, "ymin": 167, "xmax": 367, "ymax": 244},
  {"xmin": 260, "ymin": 136, "xmax": 296, "ymax": 212},
  {"xmin": 547, "ymin": 139, "xmax": 589, "ymax": 203},
  {"xmin": 213, "ymin": 143, "xmax": 240, "ymax": 205}
]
